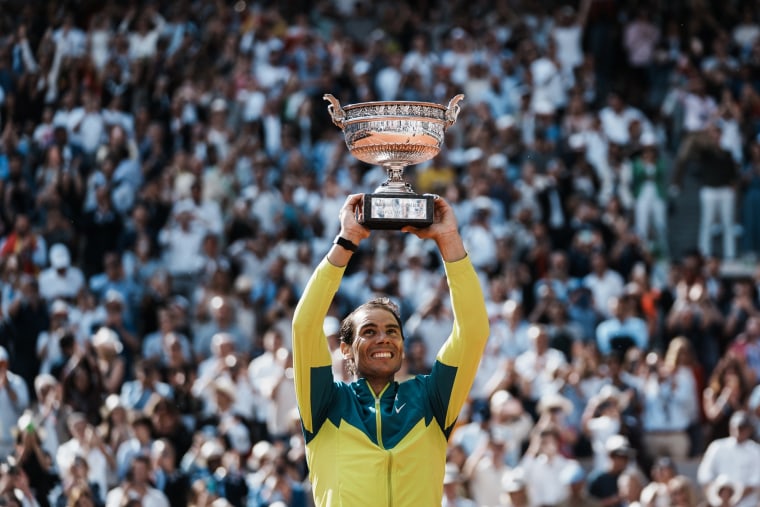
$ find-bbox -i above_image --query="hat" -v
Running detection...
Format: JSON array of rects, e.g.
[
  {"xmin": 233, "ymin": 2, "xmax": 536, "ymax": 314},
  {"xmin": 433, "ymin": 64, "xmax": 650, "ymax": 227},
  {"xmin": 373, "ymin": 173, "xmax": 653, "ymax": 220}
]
[
  {"xmin": 472, "ymin": 196, "xmax": 492, "ymax": 212},
  {"xmin": 730, "ymin": 410, "xmax": 753, "ymax": 430},
  {"xmin": 595, "ymin": 385, "xmax": 623, "ymax": 408},
  {"xmin": 706, "ymin": 475, "xmax": 742, "ymax": 506},
  {"xmin": 49, "ymin": 244, "xmax": 71, "ymax": 268},
  {"xmin": 103, "ymin": 394, "xmax": 125, "ymax": 415},
  {"xmin": 211, "ymin": 332, "xmax": 235, "ymax": 350},
  {"xmin": 51, "ymin": 299, "xmax": 70, "ymax": 315},
  {"xmin": 173, "ymin": 198, "xmax": 196, "ymax": 216},
  {"xmin": 213, "ymin": 377, "xmax": 237, "ymax": 401},
  {"xmin": 533, "ymin": 98, "xmax": 556, "ymax": 116},
  {"xmin": 234, "ymin": 275, "xmax": 253, "ymax": 293},
  {"xmin": 568, "ymin": 133, "xmax": 587, "ymax": 150},
  {"xmin": 210, "ymin": 98, "xmax": 228, "ymax": 113},
  {"xmin": 92, "ymin": 327, "xmax": 123, "ymax": 354},
  {"xmin": 488, "ymin": 153, "xmax": 508, "ymax": 171},
  {"xmin": 443, "ymin": 463, "xmax": 462, "ymax": 485},
  {"xmin": 34, "ymin": 374, "xmax": 57, "ymax": 396},
  {"xmin": 104, "ymin": 289, "xmax": 125, "ymax": 307},
  {"xmin": 605, "ymin": 434, "xmax": 632, "ymax": 457},
  {"xmin": 200, "ymin": 439, "xmax": 225, "ymax": 461},
  {"xmin": 502, "ymin": 468, "xmax": 527, "ymax": 493},
  {"xmin": 537, "ymin": 393, "xmax": 573, "ymax": 415}
]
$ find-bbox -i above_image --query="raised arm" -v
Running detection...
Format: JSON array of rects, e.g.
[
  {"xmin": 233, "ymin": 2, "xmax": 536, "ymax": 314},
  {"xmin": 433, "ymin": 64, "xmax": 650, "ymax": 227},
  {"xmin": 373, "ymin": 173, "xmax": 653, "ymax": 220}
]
[
  {"xmin": 404, "ymin": 197, "xmax": 490, "ymax": 430},
  {"xmin": 292, "ymin": 194, "xmax": 370, "ymax": 434}
]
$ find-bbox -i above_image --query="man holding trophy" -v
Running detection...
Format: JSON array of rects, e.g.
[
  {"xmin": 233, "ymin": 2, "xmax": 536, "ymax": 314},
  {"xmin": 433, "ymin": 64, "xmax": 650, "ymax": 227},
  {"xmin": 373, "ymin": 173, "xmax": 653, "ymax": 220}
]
[
  {"xmin": 292, "ymin": 191, "xmax": 489, "ymax": 506},
  {"xmin": 292, "ymin": 93, "xmax": 488, "ymax": 506}
]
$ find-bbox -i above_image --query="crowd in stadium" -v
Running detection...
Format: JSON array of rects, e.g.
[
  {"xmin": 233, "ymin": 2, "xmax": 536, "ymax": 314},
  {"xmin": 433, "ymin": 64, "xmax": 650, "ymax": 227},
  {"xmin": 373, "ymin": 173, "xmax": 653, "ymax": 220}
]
[{"xmin": 1, "ymin": 0, "xmax": 760, "ymax": 506}]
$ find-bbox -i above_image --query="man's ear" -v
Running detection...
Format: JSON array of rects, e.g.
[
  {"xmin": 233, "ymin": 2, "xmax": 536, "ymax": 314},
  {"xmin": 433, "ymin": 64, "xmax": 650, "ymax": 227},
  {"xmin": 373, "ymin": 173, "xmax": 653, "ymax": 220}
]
[{"xmin": 339, "ymin": 341, "xmax": 352, "ymax": 359}]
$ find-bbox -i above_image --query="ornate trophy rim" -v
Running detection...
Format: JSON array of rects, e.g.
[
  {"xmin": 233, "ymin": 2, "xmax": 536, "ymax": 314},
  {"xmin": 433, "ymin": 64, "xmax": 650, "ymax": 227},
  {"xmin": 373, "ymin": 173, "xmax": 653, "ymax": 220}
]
[{"xmin": 340, "ymin": 99, "xmax": 449, "ymax": 111}]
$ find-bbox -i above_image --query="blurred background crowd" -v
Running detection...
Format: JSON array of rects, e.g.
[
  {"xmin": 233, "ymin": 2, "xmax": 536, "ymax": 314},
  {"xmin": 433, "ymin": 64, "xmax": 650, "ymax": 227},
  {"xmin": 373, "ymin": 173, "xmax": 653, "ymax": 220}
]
[{"xmin": 1, "ymin": 0, "xmax": 760, "ymax": 506}]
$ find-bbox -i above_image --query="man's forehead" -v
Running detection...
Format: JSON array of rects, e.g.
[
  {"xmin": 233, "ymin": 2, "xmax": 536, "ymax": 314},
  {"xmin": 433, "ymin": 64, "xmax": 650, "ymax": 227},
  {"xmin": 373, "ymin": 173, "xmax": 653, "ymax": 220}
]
[{"xmin": 354, "ymin": 308, "xmax": 400, "ymax": 327}]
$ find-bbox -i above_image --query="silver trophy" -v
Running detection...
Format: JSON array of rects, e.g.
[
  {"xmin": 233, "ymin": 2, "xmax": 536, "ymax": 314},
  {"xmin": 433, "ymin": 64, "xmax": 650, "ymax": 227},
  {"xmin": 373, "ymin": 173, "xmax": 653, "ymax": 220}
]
[{"xmin": 324, "ymin": 94, "xmax": 464, "ymax": 229}]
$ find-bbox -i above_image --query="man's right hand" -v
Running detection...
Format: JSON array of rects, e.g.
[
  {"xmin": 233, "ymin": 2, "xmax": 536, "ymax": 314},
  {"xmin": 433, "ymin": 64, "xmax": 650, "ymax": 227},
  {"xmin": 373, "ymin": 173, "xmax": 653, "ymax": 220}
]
[{"xmin": 337, "ymin": 193, "xmax": 370, "ymax": 245}]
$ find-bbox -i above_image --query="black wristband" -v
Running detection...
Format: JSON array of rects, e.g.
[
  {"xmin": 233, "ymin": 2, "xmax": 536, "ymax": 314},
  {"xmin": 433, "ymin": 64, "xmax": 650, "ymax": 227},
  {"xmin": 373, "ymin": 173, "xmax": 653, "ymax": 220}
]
[{"xmin": 333, "ymin": 235, "xmax": 358, "ymax": 253}]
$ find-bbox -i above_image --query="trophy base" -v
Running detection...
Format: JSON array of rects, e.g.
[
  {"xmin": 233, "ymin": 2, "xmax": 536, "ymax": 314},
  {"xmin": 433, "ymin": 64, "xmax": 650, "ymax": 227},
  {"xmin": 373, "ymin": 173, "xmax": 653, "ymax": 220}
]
[{"xmin": 359, "ymin": 193, "xmax": 435, "ymax": 230}]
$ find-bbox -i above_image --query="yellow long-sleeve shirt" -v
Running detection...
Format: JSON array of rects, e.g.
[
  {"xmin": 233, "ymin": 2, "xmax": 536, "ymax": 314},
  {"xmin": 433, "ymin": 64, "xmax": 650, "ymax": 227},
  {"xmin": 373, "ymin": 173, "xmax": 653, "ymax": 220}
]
[{"xmin": 292, "ymin": 255, "xmax": 489, "ymax": 507}]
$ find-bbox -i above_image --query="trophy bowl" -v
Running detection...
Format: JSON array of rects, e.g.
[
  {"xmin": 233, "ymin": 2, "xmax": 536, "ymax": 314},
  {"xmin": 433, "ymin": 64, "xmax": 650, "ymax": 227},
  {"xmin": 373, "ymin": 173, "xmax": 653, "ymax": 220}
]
[{"xmin": 324, "ymin": 94, "xmax": 464, "ymax": 229}]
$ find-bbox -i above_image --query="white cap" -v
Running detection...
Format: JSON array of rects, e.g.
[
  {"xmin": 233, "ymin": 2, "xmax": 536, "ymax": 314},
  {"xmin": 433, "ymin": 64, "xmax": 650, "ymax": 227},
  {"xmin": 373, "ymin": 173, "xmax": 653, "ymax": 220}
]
[
  {"xmin": 210, "ymin": 98, "xmax": 228, "ymax": 112},
  {"xmin": 92, "ymin": 327, "xmax": 123, "ymax": 354},
  {"xmin": 706, "ymin": 474, "xmax": 742, "ymax": 506},
  {"xmin": 49, "ymin": 243, "xmax": 71, "ymax": 268},
  {"xmin": 51, "ymin": 299, "xmax": 70, "ymax": 315}
]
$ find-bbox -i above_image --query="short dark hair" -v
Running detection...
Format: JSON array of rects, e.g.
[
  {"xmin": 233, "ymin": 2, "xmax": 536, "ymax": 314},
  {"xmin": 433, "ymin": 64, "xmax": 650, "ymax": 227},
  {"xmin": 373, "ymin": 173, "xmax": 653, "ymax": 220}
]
[{"xmin": 339, "ymin": 297, "xmax": 404, "ymax": 346}]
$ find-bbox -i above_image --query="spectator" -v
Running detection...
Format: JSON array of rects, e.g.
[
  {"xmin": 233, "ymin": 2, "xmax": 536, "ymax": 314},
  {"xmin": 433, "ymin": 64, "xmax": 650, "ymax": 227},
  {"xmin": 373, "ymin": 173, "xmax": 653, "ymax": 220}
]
[
  {"xmin": 520, "ymin": 425, "xmax": 578, "ymax": 506},
  {"xmin": 514, "ymin": 324, "xmax": 567, "ymax": 411},
  {"xmin": 0, "ymin": 213, "xmax": 46, "ymax": 275},
  {"xmin": 587, "ymin": 434, "xmax": 635, "ymax": 507},
  {"xmin": 56, "ymin": 413, "xmax": 111, "ymax": 503},
  {"xmin": 697, "ymin": 411, "xmax": 760, "ymax": 507},
  {"xmin": 150, "ymin": 439, "xmax": 189, "ymax": 507},
  {"xmin": 105, "ymin": 454, "xmax": 169, "ymax": 507},
  {"xmin": 500, "ymin": 468, "xmax": 530, "ymax": 507},
  {"xmin": 38, "ymin": 243, "xmax": 84, "ymax": 302},
  {"xmin": 583, "ymin": 250, "xmax": 625, "ymax": 319},
  {"xmin": 441, "ymin": 462, "xmax": 475, "ymax": 507},
  {"xmin": 595, "ymin": 295, "xmax": 649, "ymax": 359},
  {"xmin": 702, "ymin": 356, "xmax": 752, "ymax": 444},
  {"xmin": 119, "ymin": 359, "xmax": 171, "ymax": 412},
  {"xmin": 666, "ymin": 474, "xmax": 700, "ymax": 507},
  {"xmin": 691, "ymin": 123, "xmax": 740, "ymax": 260},
  {"xmin": 462, "ymin": 427, "xmax": 511, "ymax": 507},
  {"xmin": 114, "ymin": 413, "xmax": 154, "ymax": 482},
  {"xmin": 0, "ymin": 346, "xmax": 30, "ymax": 460},
  {"xmin": 640, "ymin": 351, "xmax": 695, "ymax": 462}
]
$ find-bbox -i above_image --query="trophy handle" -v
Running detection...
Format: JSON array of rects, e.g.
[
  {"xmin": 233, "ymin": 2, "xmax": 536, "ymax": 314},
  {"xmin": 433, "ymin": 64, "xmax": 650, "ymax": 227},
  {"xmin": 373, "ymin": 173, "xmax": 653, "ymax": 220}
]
[
  {"xmin": 323, "ymin": 94, "xmax": 346, "ymax": 129},
  {"xmin": 445, "ymin": 94, "xmax": 465, "ymax": 128}
]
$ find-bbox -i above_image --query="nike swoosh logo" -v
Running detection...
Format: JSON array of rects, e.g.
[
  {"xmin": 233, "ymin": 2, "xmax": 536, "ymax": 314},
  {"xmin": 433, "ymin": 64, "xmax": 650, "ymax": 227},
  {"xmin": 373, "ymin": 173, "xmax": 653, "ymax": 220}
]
[{"xmin": 395, "ymin": 403, "xmax": 406, "ymax": 414}]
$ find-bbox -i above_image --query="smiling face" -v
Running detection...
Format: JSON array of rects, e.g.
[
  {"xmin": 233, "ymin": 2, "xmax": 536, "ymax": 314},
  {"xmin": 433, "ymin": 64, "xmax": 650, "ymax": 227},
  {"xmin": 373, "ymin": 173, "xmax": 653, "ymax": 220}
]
[{"xmin": 340, "ymin": 307, "xmax": 404, "ymax": 389}]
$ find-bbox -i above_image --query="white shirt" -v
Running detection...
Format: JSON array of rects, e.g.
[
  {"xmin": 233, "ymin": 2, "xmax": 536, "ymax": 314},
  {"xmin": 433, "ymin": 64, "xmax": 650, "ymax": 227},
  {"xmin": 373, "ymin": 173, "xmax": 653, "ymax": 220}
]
[
  {"xmin": 641, "ymin": 373, "xmax": 696, "ymax": 432},
  {"xmin": 552, "ymin": 25, "xmax": 584, "ymax": 81},
  {"xmin": 514, "ymin": 348, "xmax": 567, "ymax": 401},
  {"xmin": 583, "ymin": 270, "xmax": 625, "ymax": 318},
  {"xmin": 38, "ymin": 267, "xmax": 85, "ymax": 301},
  {"xmin": 599, "ymin": 106, "xmax": 647, "ymax": 145},
  {"xmin": 0, "ymin": 371, "xmax": 29, "ymax": 457},
  {"xmin": 78, "ymin": 111, "xmax": 107, "ymax": 155},
  {"xmin": 697, "ymin": 436, "xmax": 760, "ymax": 507},
  {"xmin": 106, "ymin": 485, "xmax": 169, "ymax": 507},
  {"xmin": 469, "ymin": 458, "xmax": 510, "ymax": 507},
  {"xmin": 682, "ymin": 93, "xmax": 718, "ymax": 133},
  {"xmin": 521, "ymin": 454, "xmax": 575, "ymax": 505},
  {"xmin": 158, "ymin": 223, "xmax": 207, "ymax": 276}
]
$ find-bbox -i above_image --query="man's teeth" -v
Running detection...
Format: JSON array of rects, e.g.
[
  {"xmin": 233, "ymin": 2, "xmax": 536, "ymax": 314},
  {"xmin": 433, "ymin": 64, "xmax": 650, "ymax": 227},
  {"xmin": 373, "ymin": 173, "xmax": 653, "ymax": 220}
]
[{"xmin": 372, "ymin": 352, "xmax": 392, "ymax": 358}]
